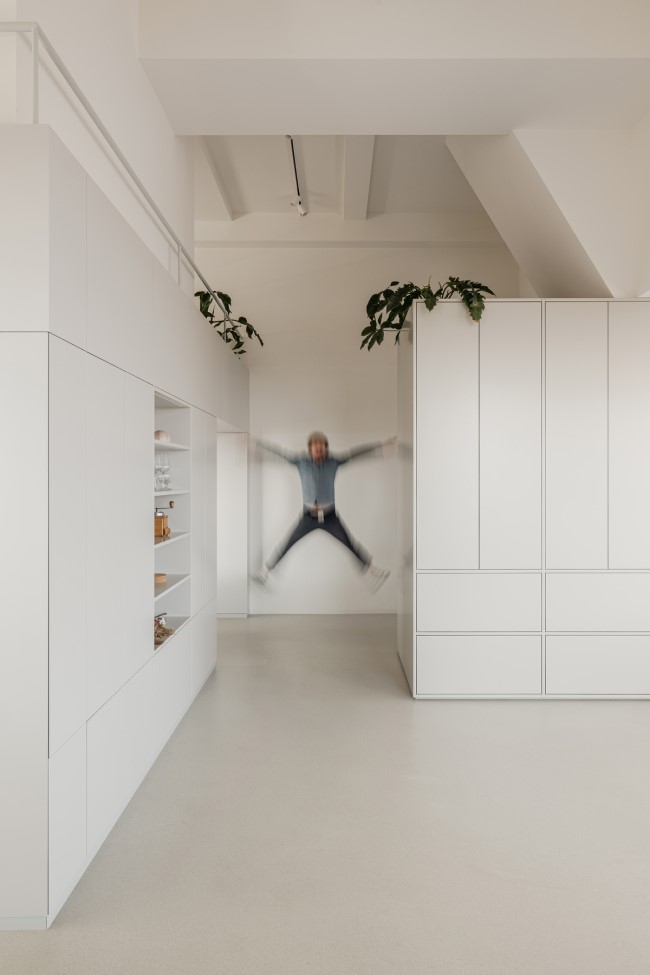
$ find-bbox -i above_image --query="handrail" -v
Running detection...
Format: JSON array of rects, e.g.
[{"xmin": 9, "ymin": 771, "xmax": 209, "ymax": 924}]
[{"xmin": 0, "ymin": 21, "xmax": 234, "ymax": 329}]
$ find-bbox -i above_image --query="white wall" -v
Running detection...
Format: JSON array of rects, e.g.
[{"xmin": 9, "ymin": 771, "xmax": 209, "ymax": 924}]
[
  {"xmin": 197, "ymin": 242, "xmax": 519, "ymax": 614},
  {"xmin": 0, "ymin": 1, "xmax": 17, "ymax": 123},
  {"xmin": 217, "ymin": 432, "xmax": 249, "ymax": 616},
  {"xmin": 11, "ymin": 0, "xmax": 193, "ymax": 282},
  {"xmin": 249, "ymin": 330, "xmax": 398, "ymax": 614}
]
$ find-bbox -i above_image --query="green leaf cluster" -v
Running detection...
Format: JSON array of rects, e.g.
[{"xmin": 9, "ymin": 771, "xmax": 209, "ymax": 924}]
[
  {"xmin": 194, "ymin": 290, "xmax": 264, "ymax": 356},
  {"xmin": 361, "ymin": 276, "xmax": 495, "ymax": 350}
]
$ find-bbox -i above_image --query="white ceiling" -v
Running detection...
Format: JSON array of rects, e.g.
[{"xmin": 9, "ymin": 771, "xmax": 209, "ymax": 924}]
[
  {"xmin": 195, "ymin": 136, "xmax": 483, "ymax": 221},
  {"xmin": 145, "ymin": 58, "xmax": 650, "ymax": 135}
]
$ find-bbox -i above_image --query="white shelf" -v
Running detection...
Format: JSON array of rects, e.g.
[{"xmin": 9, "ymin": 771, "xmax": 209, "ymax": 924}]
[
  {"xmin": 153, "ymin": 615, "xmax": 190, "ymax": 650},
  {"xmin": 153, "ymin": 440, "xmax": 190, "ymax": 451},
  {"xmin": 154, "ymin": 531, "xmax": 190, "ymax": 549},
  {"xmin": 154, "ymin": 489, "xmax": 190, "ymax": 497},
  {"xmin": 154, "ymin": 573, "xmax": 190, "ymax": 601}
]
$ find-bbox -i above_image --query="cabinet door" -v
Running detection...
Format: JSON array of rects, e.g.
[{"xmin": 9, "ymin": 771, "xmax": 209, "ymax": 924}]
[
  {"xmin": 191, "ymin": 408, "xmax": 207, "ymax": 615},
  {"xmin": 480, "ymin": 302, "xmax": 541, "ymax": 569},
  {"xmin": 86, "ymin": 357, "xmax": 126, "ymax": 716},
  {"xmin": 0, "ymin": 333, "xmax": 49, "ymax": 917},
  {"xmin": 546, "ymin": 302, "xmax": 608, "ymax": 568},
  {"xmin": 609, "ymin": 302, "xmax": 650, "ymax": 568},
  {"xmin": 417, "ymin": 635, "xmax": 541, "ymax": 696},
  {"xmin": 124, "ymin": 375, "xmax": 153, "ymax": 675},
  {"xmin": 191, "ymin": 598, "xmax": 218, "ymax": 696},
  {"xmin": 546, "ymin": 636, "xmax": 650, "ymax": 695},
  {"xmin": 416, "ymin": 303, "xmax": 478, "ymax": 569},
  {"xmin": 49, "ymin": 337, "xmax": 87, "ymax": 755},
  {"xmin": 49, "ymin": 727, "xmax": 86, "ymax": 917}
]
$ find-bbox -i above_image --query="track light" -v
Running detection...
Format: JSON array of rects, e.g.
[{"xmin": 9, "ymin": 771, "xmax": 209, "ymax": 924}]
[{"xmin": 286, "ymin": 135, "xmax": 308, "ymax": 217}]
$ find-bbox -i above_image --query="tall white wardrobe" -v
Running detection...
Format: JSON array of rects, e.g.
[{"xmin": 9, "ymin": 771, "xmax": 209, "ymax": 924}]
[
  {"xmin": 398, "ymin": 299, "xmax": 650, "ymax": 699},
  {"xmin": 0, "ymin": 126, "xmax": 248, "ymax": 929}
]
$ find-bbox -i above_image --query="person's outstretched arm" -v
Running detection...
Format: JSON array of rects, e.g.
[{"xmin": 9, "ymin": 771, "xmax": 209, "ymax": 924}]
[
  {"xmin": 253, "ymin": 437, "xmax": 302, "ymax": 465},
  {"xmin": 334, "ymin": 437, "xmax": 397, "ymax": 465}
]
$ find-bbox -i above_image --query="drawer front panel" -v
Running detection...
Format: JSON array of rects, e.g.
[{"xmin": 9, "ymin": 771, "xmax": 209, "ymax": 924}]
[
  {"xmin": 546, "ymin": 573, "xmax": 650, "ymax": 631},
  {"xmin": 417, "ymin": 636, "xmax": 541, "ymax": 696},
  {"xmin": 546, "ymin": 636, "xmax": 650, "ymax": 695},
  {"xmin": 417, "ymin": 573, "xmax": 541, "ymax": 632}
]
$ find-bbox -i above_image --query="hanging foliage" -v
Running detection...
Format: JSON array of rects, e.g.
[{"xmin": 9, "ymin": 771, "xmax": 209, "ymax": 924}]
[
  {"xmin": 195, "ymin": 289, "xmax": 264, "ymax": 356},
  {"xmin": 361, "ymin": 276, "xmax": 495, "ymax": 350}
]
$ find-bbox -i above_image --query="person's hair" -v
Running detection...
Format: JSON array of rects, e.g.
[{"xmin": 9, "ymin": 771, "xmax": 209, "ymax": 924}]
[{"xmin": 307, "ymin": 431, "xmax": 328, "ymax": 449}]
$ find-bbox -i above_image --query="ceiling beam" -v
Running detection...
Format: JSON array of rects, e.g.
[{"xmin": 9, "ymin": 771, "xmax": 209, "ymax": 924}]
[
  {"xmin": 193, "ymin": 137, "xmax": 233, "ymax": 221},
  {"xmin": 342, "ymin": 136, "xmax": 375, "ymax": 220}
]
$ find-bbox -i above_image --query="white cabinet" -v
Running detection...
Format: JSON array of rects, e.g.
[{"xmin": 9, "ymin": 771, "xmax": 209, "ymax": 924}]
[
  {"xmin": 49, "ymin": 337, "xmax": 87, "ymax": 754},
  {"xmin": 417, "ymin": 573, "xmax": 541, "ymax": 632},
  {"xmin": 86, "ymin": 357, "xmax": 126, "ymax": 716},
  {"xmin": 546, "ymin": 573, "xmax": 650, "ymax": 632},
  {"xmin": 609, "ymin": 302, "xmax": 650, "ymax": 569},
  {"xmin": 546, "ymin": 302, "xmax": 608, "ymax": 569},
  {"xmin": 479, "ymin": 302, "xmax": 541, "ymax": 569},
  {"xmin": 191, "ymin": 598, "xmax": 218, "ymax": 696},
  {"xmin": 48, "ymin": 728, "xmax": 86, "ymax": 917},
  {"xmin": 400, "ymin": 299, "xmax": 650, "ymax": 699},
  {"xmin": 546, "ymin": 636, "xmax": 650, "ymax": 695},
  {"xmin": 0, "ymin": 127, "xmax": 241, "ymax": 927},
  {"xmin": 0, "ymin": 333, "xmax": 49, "ymax": 919},
  {"xmin": 417, "ymin": 636, "xmax": 541, "ymax": 696},
  {"xmin": 416, "ymin": 303, "xmax": 478, "ymax": 569}
]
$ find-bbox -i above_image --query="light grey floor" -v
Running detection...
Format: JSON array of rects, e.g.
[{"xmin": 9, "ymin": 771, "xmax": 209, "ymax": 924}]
[{"xmin": 2, "ymin": 615, "xmax": 650, "ymax": 974}]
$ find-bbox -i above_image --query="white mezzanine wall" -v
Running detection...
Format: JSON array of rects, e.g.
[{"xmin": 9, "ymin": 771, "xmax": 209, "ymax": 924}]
[
  {"xmin": 7, "ymin": 0, "xmax": 194, "ymax": 285},
  {"xmin": 197, "ymin": 242, "xmax": 519, "ymax": 613}
]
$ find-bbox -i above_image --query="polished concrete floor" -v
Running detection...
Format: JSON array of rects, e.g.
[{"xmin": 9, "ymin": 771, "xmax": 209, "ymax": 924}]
[{"xmin": 2, "ymin": 615, "xmax": 650, "ymax": 974}]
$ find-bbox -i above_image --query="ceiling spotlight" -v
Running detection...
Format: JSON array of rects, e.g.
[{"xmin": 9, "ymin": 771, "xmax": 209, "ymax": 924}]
[{"xmin": 287, "ymin": 135, "xmax": 308, "ymax": 217}]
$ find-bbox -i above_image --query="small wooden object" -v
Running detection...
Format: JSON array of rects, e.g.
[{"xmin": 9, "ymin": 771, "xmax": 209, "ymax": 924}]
[
  {"xmin": 154, "ymin": 500, "xmax": 175, "ymax": 539},
  {"xmin": 154, "ymin": 513, "xmax": 170, "ymax": 538},
  {"xmin": 154, "ymin": 572, "xmax": 168, "ymax": 585}
]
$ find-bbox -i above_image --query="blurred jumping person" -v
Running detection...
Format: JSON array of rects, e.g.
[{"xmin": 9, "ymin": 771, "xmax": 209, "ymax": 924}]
[{"xmin": 254, "ymin": 431, "xmax": 395, "ymax": 592}]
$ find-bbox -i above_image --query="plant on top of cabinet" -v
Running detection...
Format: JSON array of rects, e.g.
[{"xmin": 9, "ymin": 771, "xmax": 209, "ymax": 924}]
[
  {"xmin": 361, "ymin": 276, "xmax": 494, "ymax": 350},
  {"xmin": 195, "ymin": 289, "xmax": 264, "ymax": 356}
]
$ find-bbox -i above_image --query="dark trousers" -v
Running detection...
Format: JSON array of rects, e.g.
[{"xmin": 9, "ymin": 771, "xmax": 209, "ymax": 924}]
[{"xmin": 267, "ymin": 507, "xmax": 371, "ymax": 570}]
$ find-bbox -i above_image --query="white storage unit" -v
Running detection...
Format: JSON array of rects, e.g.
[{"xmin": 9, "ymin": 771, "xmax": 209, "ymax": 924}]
[
  {"xmin": 0, "ymin": 126, "xmax": 249, "ymax": 930},
  {"xmin": 398, "ymin": 298, "xmax": 650, "ymax": 699}
]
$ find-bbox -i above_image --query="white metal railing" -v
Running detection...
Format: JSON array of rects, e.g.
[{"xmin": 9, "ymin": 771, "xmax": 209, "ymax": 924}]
[{"xmin": 0, "ymin": 21, "xmax": 233, "ymax": 326}]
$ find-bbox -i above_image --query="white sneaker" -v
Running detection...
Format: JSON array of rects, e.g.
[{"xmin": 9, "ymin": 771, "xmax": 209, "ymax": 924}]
[
  {"xmin": 250, "ymin": 567, "xmax": 272, "ymax": 588},
  {"xmin": 365, "ymin": 564, "xmax": 390, "ymax": 593}
]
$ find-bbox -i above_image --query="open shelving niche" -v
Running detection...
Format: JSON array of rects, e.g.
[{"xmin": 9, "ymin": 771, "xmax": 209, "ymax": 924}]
[{"xmin": 154, "ymin": 390, "xmax": 192, "ymax": 649}]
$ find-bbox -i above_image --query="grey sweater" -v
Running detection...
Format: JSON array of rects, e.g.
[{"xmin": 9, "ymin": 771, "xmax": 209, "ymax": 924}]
[{"xmin": 260, "ymin": 441, "xmax": 382, "ymax": 507}]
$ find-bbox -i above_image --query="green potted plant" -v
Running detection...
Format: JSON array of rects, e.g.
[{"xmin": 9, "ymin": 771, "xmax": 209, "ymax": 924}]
[
  {"xmin": 195, "ymin": 289, "xmax": 263, "ymax": 356},
  {"xmin": 361, "ymin": 276, "xmax": 494, "ymax": 350}
]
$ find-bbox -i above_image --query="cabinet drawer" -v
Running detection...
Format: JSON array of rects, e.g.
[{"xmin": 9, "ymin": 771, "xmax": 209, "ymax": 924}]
[
  {"xmin": 416, "ymin": 573, "xmax": 541, "ymax": 631},
  {"xmin": 546, "ymin": 573, "xmax": 650, "ymax": 631},
  {"xmin": 417, "ymin": 636, "xmax": 541, "ymax": 695},
  {"xmin": 546, "ymin": 636, "xmax": 650, "ymax": 695}
]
